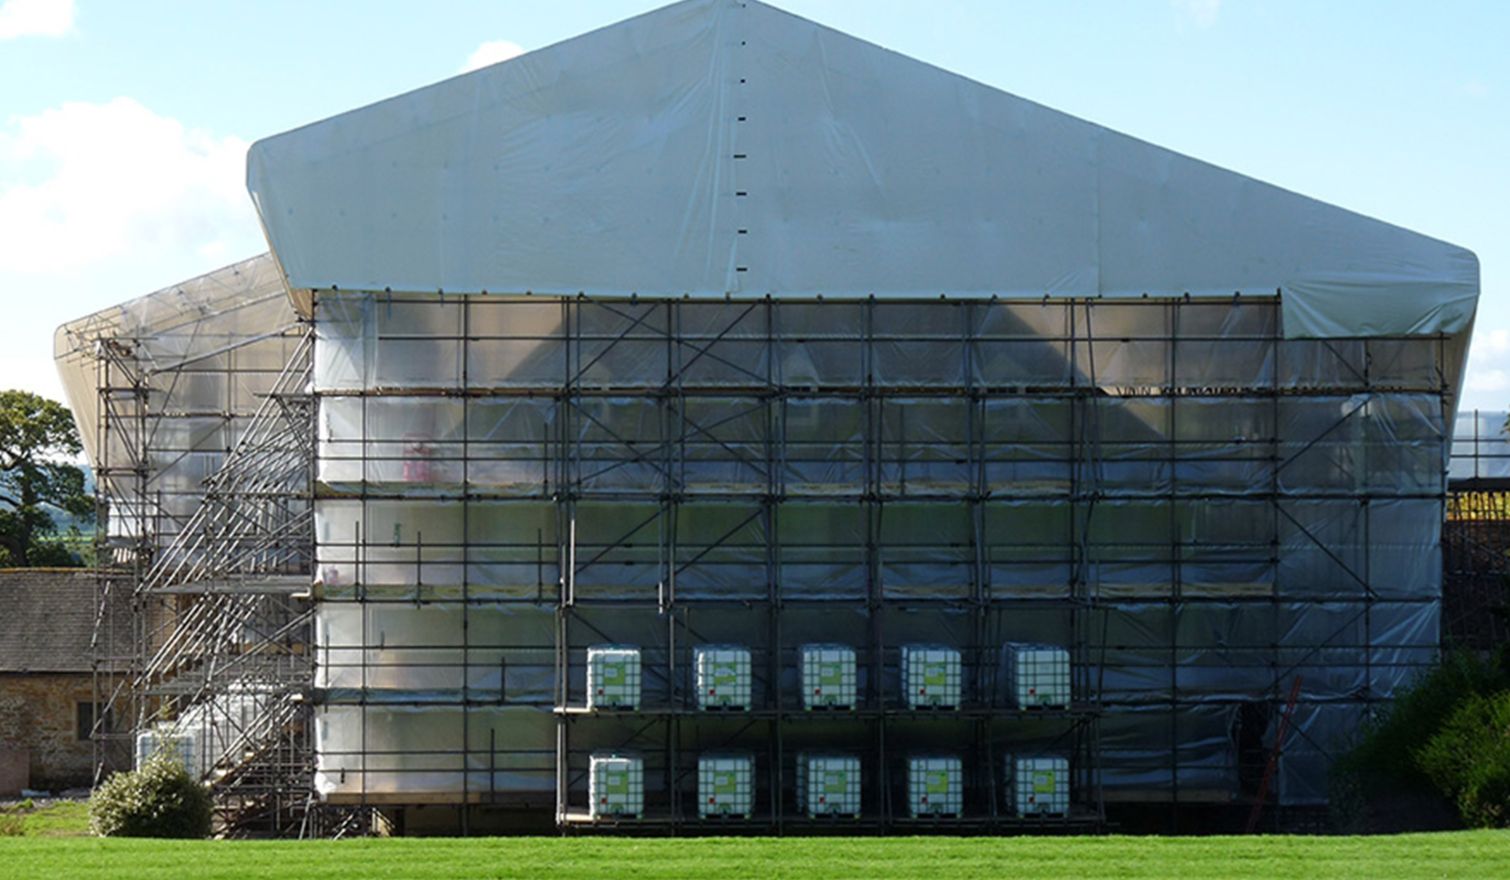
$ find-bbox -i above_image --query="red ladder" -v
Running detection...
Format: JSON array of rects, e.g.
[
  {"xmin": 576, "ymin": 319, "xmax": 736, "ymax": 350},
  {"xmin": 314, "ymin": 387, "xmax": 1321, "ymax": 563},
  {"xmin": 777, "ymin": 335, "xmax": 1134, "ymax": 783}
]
[{"xmin": 1245, "ymin": 675, "xmax": 1304, "ymax": 834}]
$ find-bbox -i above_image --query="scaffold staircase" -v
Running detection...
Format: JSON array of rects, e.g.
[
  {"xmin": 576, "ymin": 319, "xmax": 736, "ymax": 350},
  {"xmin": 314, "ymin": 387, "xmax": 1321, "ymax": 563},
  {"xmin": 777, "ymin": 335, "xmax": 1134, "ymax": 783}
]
[{"xmin": 132, "ymin": 328, "xmax": 318, "ymax": 837}]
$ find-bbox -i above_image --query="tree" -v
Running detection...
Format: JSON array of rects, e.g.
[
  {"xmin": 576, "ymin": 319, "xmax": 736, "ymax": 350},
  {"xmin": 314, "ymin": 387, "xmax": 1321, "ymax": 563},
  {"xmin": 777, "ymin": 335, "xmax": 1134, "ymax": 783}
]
[{"xmin": 0, "ymin": 390, "xmax": 93, "ymax": 567}]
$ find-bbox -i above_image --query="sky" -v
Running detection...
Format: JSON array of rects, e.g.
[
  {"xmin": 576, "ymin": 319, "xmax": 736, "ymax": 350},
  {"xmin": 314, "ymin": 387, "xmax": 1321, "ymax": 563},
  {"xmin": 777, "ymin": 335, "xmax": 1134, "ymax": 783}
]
[{"xmin": 2, "ymin": 0, "xmax": 1507, "ymax": 411}]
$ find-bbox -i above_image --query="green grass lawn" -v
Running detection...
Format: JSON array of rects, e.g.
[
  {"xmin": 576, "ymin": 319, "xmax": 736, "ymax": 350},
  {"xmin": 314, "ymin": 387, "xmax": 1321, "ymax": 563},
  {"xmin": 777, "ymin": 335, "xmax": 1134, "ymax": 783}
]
[
  {"xmin": 1, "ymin": 832, "xmax": 1508, "ymax": 879},
  {"xmin": 0, "ymin": 799, "xmax": 91, "ymax": 837}
]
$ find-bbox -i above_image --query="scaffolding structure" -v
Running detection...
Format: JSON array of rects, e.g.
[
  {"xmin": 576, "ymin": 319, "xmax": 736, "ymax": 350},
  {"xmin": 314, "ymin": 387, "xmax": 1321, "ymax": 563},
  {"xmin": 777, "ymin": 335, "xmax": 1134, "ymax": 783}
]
[
  {"xmin": 307, "ymin": 290, "xmax": 1449, "ymax": 833},
  {"xmin": 54, "ymin": 256, "xmax": 326, "ymax": 836},
  {"xmin": 132, "ymin": 330, "xmax": 314, "ymax": 835},
  {"xmin": 1444, "ymin": 410, "xmax": 1510, "ymax": 651},
  {"xmin": 1448, "ymin": 410, "xmax": 1510, "ymax": 485},
  {"xmin": 44, "ymin": 0, "xmax": 1479, "ymax": 838}
]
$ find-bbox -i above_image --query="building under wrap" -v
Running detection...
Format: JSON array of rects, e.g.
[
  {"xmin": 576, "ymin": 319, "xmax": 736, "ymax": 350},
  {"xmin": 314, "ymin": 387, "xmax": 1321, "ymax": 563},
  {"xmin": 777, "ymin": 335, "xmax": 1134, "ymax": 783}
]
[{"xmin": 59, "ymin": 0, "xmax": 1478, "ymax": 834}]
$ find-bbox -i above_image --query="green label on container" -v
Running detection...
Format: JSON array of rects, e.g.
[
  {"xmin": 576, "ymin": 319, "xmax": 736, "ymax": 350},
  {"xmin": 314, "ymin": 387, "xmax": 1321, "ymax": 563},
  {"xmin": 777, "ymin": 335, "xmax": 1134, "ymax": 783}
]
[
  {"xmin": 824, "ymin": 771, "xmax": 848, "ymax": 794},
  {"xmin": 820, "ymin": 662, "xmax": 843, "ymax": 686},
  {"xmin": 926, "ymin": 771, "xmax": 949, "ymax": 794},
  {"xmin": 606, "ymin": 770, "xmax": 627, "ymax": 794},
  {"xmin": 924, "ymin": 662, "xmax": 947, "ymax": 687},
  {"xmin": 1032, "ymin": 770, "xmax": 1056, "ymax": 794}
]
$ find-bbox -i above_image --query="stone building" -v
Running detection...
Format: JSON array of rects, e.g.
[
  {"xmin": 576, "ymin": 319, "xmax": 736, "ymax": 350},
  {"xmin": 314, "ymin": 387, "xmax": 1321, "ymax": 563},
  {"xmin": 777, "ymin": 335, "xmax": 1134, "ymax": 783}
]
[{"xmin": 0, "ymin": 569, "xmax": 99, "ymax": 793}]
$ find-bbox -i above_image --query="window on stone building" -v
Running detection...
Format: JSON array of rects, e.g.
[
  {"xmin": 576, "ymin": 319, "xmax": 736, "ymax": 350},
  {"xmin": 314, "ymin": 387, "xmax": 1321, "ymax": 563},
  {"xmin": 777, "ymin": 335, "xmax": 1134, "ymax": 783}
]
[{"xmin": 76, "ymin": 701, "xmax": 110, "ymax": 741}]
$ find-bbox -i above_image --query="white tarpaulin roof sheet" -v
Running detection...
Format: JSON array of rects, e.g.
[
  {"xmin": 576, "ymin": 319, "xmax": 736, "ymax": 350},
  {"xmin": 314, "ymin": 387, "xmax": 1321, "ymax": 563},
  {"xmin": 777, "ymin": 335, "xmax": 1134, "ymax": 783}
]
[
  {"xmin": 247, "ymin": 0, "xmax": 1477, "ymax": 342},
  {"xmin": 53, "ymin": 254, "xmax": 298, "ymax": 470}
]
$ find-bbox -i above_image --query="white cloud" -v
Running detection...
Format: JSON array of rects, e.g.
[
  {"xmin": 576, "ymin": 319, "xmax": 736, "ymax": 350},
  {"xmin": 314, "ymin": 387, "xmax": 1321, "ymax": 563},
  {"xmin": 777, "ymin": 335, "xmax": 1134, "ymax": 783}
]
[
  {"xmin": 1171, "ymin": 0, "xmax": 1221, "ymax": 29},
  {"xmin": 1462, "ymin": 78, "xmax": 1490, "ymax": 99},
  {"xmin": 1468, "ymin": 368, "xmax": 1509, "ymax": 395},
  {"xmin": 1462, "ymin": 327, "xmax": 1510, "ymax": 409},
  {"xmin": 0, "ymin": 0, "xmax": 74, "ymax": 39},
  {"xmin": 462, "ymin": 39, "xmax": 525, "ymax": 73},
  {"xmin": 0, "ymin": 97, "xmax": 256, "ymax": 275}
]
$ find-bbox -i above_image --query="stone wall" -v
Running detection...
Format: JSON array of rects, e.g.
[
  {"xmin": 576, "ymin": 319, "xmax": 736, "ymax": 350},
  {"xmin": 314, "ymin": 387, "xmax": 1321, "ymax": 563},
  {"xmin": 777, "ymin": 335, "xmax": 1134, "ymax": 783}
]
[
  {"xmin": 0, "ymin": 673, "xmax": 95, "ymax": 790},
  {"xmin": 0, "ymin": 568, "xmax": 99, "ymax": 791}
]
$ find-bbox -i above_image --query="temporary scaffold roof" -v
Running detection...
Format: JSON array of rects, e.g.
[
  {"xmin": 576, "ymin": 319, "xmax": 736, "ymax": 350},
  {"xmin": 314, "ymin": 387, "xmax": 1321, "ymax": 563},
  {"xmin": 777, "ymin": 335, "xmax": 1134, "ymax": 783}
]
[
  {"xmin": 248, "ymin": 0, "xmax": 1476, "ymax": 345},
  {"xmin": 53, "ymin": 254, "xmax": 298, "ymax": 469}
]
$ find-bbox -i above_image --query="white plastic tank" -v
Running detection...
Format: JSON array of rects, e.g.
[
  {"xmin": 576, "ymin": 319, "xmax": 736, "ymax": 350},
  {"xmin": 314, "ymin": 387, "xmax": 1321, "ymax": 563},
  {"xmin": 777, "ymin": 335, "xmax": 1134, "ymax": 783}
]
[
  {"xmin": 134, "ymin": 725, "xmax": 200, "ymax": 780},
  {"xmin": 587, "ymin": 644, "xmax": 642, "ymax": 710},
  {"xmin": 698, "ymin": 752, "xmax": 755, "ymax": 818},
  {"xmin": 907, "ymin": 754, "xmax": 963, "ymax": 817},
  {"xmin": 694, "ymin": 644, "xmax": 752, "ymax": 710},
  {"xmin": 901, "ymin": 644, "xmax": 962, "ymax": 709},
  {"xmin": 1000, "ymin": 643, "xmax": 1071, "ymax": 708},
  {"xmin": 589, "ymin": 752, "xmax": 644, "ymax": 818},
  {"xmin": 795, "ymin": 752, "xmax": 861, "ymax": 817},
  {"xmin": 799, "ymin": 643, "xmax": 857, "ymax": 710},
  {"xmin": 1005, "ymin": 755, "xmax": 1069, "ymax": 816}
]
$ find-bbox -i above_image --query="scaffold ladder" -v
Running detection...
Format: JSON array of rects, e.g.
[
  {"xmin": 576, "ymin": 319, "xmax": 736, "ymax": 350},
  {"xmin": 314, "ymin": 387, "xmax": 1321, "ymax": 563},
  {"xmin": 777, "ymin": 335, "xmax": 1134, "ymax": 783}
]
[{"xmin": 1246, "ymin": 675, "xmax": 1304, "ymax": 834}]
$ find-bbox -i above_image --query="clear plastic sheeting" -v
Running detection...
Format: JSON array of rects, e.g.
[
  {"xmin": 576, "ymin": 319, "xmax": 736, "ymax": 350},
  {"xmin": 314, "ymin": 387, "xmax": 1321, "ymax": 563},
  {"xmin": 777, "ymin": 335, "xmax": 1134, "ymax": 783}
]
[
  {"xmin": 310, "ymin": 295, "xmax": 1452, "ymax": 394},
  {"xmin": 315, "ymin": 603, "xmax": 555, "ymax": 702},
  {"xmin": 309, "ymin": 291, "xmax": 1446, "ymax": 810},
  {"xmin": 53, "ymin": 254, "xmax": 302, "ymax": 547},
  {"xmin": 314, "ymin": 704, "xmax": 556, "ymax": 797},
  {"xmin": 1449, "ymin": 410, "xmax": 1510, "ymax": 482}
]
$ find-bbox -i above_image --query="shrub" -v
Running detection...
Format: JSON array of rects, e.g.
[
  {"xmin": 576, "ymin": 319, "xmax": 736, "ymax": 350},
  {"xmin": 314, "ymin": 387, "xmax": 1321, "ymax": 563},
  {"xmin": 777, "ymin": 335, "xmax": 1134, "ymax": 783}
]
[
  {"xmin": 1335, "ymin": 651, "xmax": 1510, "ymax": 791},
  {"xmin": 0, "ymin": 811, "xmax": 23, "ymax": 837},
  {"xmin": 1417, "ymin": 690, "xmax": 1510, "ymax": 828},
  {"xmin": 88, "ymin": 756, "xmax": 212, "ymax": 838},
  {"xmin": 1329, "ymin": 651, "xmax": 1510, "ymax": 831}
]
